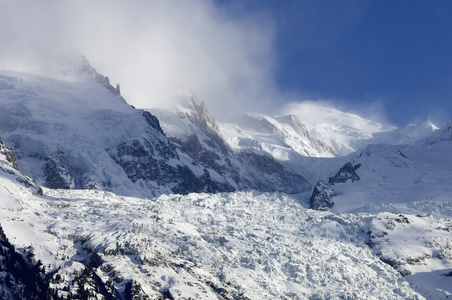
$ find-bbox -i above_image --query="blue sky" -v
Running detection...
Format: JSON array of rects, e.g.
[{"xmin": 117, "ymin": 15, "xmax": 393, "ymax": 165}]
[
  {"xmin": 215, "ymin": 0, "xmax": 452, "ymax": 126},
  {"xmin": 1, "ymin": 0, "xmax": 450, "ymax": 127}
]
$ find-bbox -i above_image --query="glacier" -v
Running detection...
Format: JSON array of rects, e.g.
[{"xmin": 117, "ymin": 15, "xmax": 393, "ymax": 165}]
[{"xmin": 0, "ymin": 173, "xmax": 423, "ymax": 299}]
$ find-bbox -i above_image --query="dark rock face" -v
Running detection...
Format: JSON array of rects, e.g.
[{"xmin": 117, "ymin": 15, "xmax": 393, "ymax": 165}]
[
  {"xmin": 110, "ymin": 138, "xmax": 177, "ymax": 190},
  {"xmin": 328, "ymin": 162, "xmax": 360, "ymax": 185},
  {"xmin": 107, "ymin": 108, "xmax": 235, "ymax": 195},
  {"xmin": 0, "ymin": 137, "xmax": 18, "ymax": 170},
  {"xmin": 309, "ymin": 162, "xmax": 360, "ymax": 211},
  {"xmin": 0, "ymin": 224, "xmax": 54, "ymax": 300},
  {"xmin": 142, "ymin": 111, "xmax": 165, "ymax": 136},
  {"xmin": 170, "ymin": 132, "xmax": 237, "ymax": 192},
  {"xmin": 241, "ymin": 152, "xmax": 284, "ymax": 174},
  {"xmin": 167, "ymin": 99, "xmax": 245, "ymax": 191},
  {"xmin": 44, "ymin": 159, "xmax": 73, "ymax": 189},
  {"xmin": 171, "ymin": 100, "xmax": 240, "ymax": 180},
  {"xmin": 309, "ymin": 180, "xmax": 336, "ymax": 211},
  {"xmin": 238, "ymin": 152, "xmax": 311, "ymax": 194},
  {"xmin": 110, "ymin": 135, "xmax": 235, "ymax": 195}
]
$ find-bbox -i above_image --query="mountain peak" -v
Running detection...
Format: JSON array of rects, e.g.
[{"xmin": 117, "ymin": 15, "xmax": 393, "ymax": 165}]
[{"xmin": 175, "ymin": 95, "xmax": 220, "ymax": 133}]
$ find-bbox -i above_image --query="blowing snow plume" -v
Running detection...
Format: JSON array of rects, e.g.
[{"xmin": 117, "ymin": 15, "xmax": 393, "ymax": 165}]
[{"xmin": 0, "ymin": 0, "xmax": 277, "ymax": 119}]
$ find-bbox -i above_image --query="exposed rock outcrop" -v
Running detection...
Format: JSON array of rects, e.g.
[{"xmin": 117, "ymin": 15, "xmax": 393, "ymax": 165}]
[
  {"xmin": 309, "ymin": 180, "xmax": 336, "ymax": 211},
  {"xmin": 310, "ymin": 162, "xmax": 361, "ymax": 211},
  {"xmin": 0, "ymin": 138, "xmax": 43, "ymax": 196},
  {"xmin": 0, "ymin": 224, "xmax": 54, "ymax": 299},
  {"xmin": 328, "ymin": 162, "xmax": 361, "ymax": 185},
  {"xmin": 0, "ymin": 137, "xmax": 18, "ymax": 170}
]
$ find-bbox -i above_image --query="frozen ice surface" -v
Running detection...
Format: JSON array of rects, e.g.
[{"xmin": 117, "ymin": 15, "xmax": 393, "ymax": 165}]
[{"xmin": 0, "ymin": 172, "xmax": 423, "ymax": 298}]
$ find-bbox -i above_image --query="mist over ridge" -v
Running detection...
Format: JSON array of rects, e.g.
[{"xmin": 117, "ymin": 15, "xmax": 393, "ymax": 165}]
[
  {"xmin": 1, "ymin": 0, "xmax": 447, "ymax": 128},
  {"xmin": 0, "ymin": 0, "xmax": 279, "ymax": 120}
]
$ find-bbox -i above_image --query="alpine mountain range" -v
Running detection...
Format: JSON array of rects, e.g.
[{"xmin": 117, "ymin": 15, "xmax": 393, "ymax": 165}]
[{"xmin": 1, "ymin": 59, "xmax": 452, "ymax": 299}]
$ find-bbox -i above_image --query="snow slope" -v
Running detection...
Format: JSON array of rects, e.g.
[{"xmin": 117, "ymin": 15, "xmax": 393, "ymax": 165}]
[
  {"xmin": 278, "ymin": 101, "xmax": 396, "ymax": 156},
  {"xmin": 220, "ymin": 113, "xmax": 337, "ymax": 158},
  {"xmin": 329, "ymin": 138, "xmax": 452, "ymax": 214},
  {"xmin": 0, "ymin": 61, "xmax": 167, "ymax": 195},
  {"xmin": 221, "ymin": 102, "xmax": 436, "ymax": 162}
]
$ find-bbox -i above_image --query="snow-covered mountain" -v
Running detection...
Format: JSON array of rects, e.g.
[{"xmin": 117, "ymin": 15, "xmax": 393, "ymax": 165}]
[
  {"xmin": 219, "ymin": 102, "xmax": 437, "ymax": 161},
  {"xmin": 2, "ymin": 58, "xmax": 452, "ymax": 298},
  {"xmin": 0, "ymin": 60, "xmax": 180, "ymax": 196},
  {"xmin": 278, "ymin": 101, "xmax": 397, "ymax": 155},
  {"xmin": 220, "ymin": 113, "xmax": 337, "ymax": 158},
  {"xmin": 0, "ymin": 60, "xmax": 313, "ymax": 198},
  {"xmin": 150, "ymin": 97, "xmax": 311, "ymax": 195}
]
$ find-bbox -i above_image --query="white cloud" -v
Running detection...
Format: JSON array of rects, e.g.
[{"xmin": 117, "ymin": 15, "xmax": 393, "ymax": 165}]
[{"xmin": 0, "ymin": 0, "xmax": 277, "ymax": 120}]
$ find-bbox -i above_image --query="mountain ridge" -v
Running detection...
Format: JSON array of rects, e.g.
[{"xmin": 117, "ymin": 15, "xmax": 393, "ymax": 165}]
[{"xmin": 0, "ymin": 61, "xmax": 313, "ymax": 197}]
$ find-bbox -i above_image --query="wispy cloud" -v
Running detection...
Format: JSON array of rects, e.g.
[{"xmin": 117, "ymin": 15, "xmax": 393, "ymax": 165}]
[{"xmin": 0, "ymin": 0, "xmax": 277, "ymax": 119}]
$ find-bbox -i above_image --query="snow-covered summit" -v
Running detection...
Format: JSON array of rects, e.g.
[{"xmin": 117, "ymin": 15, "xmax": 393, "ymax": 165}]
[
  {"xmin": 277, "ymin": 101, "xmax": 395, "ymax": 155},
  {"xmin": 220, "ymin": 112, "xmax": 337, "ymax": 158},
  {"xmin": 212, "ymin": 103, "xmax": 439, "ymax": 194},
  {"xmin": 370, "ymin": 121, "xmax": 438, "ymax": 146},
  {"xmin": 0, "ymin": 60, "xmax": 244, "ymax": 196}
]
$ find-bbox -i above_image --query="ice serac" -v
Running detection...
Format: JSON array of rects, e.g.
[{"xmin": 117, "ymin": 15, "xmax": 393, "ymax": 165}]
[
  {"xmin": 0, "ymin": 169, "xmax": 424, "ymax": 299},
  {"xmin": 151, "ymin": 96, "xmax": 312, "ymax": 194}
]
